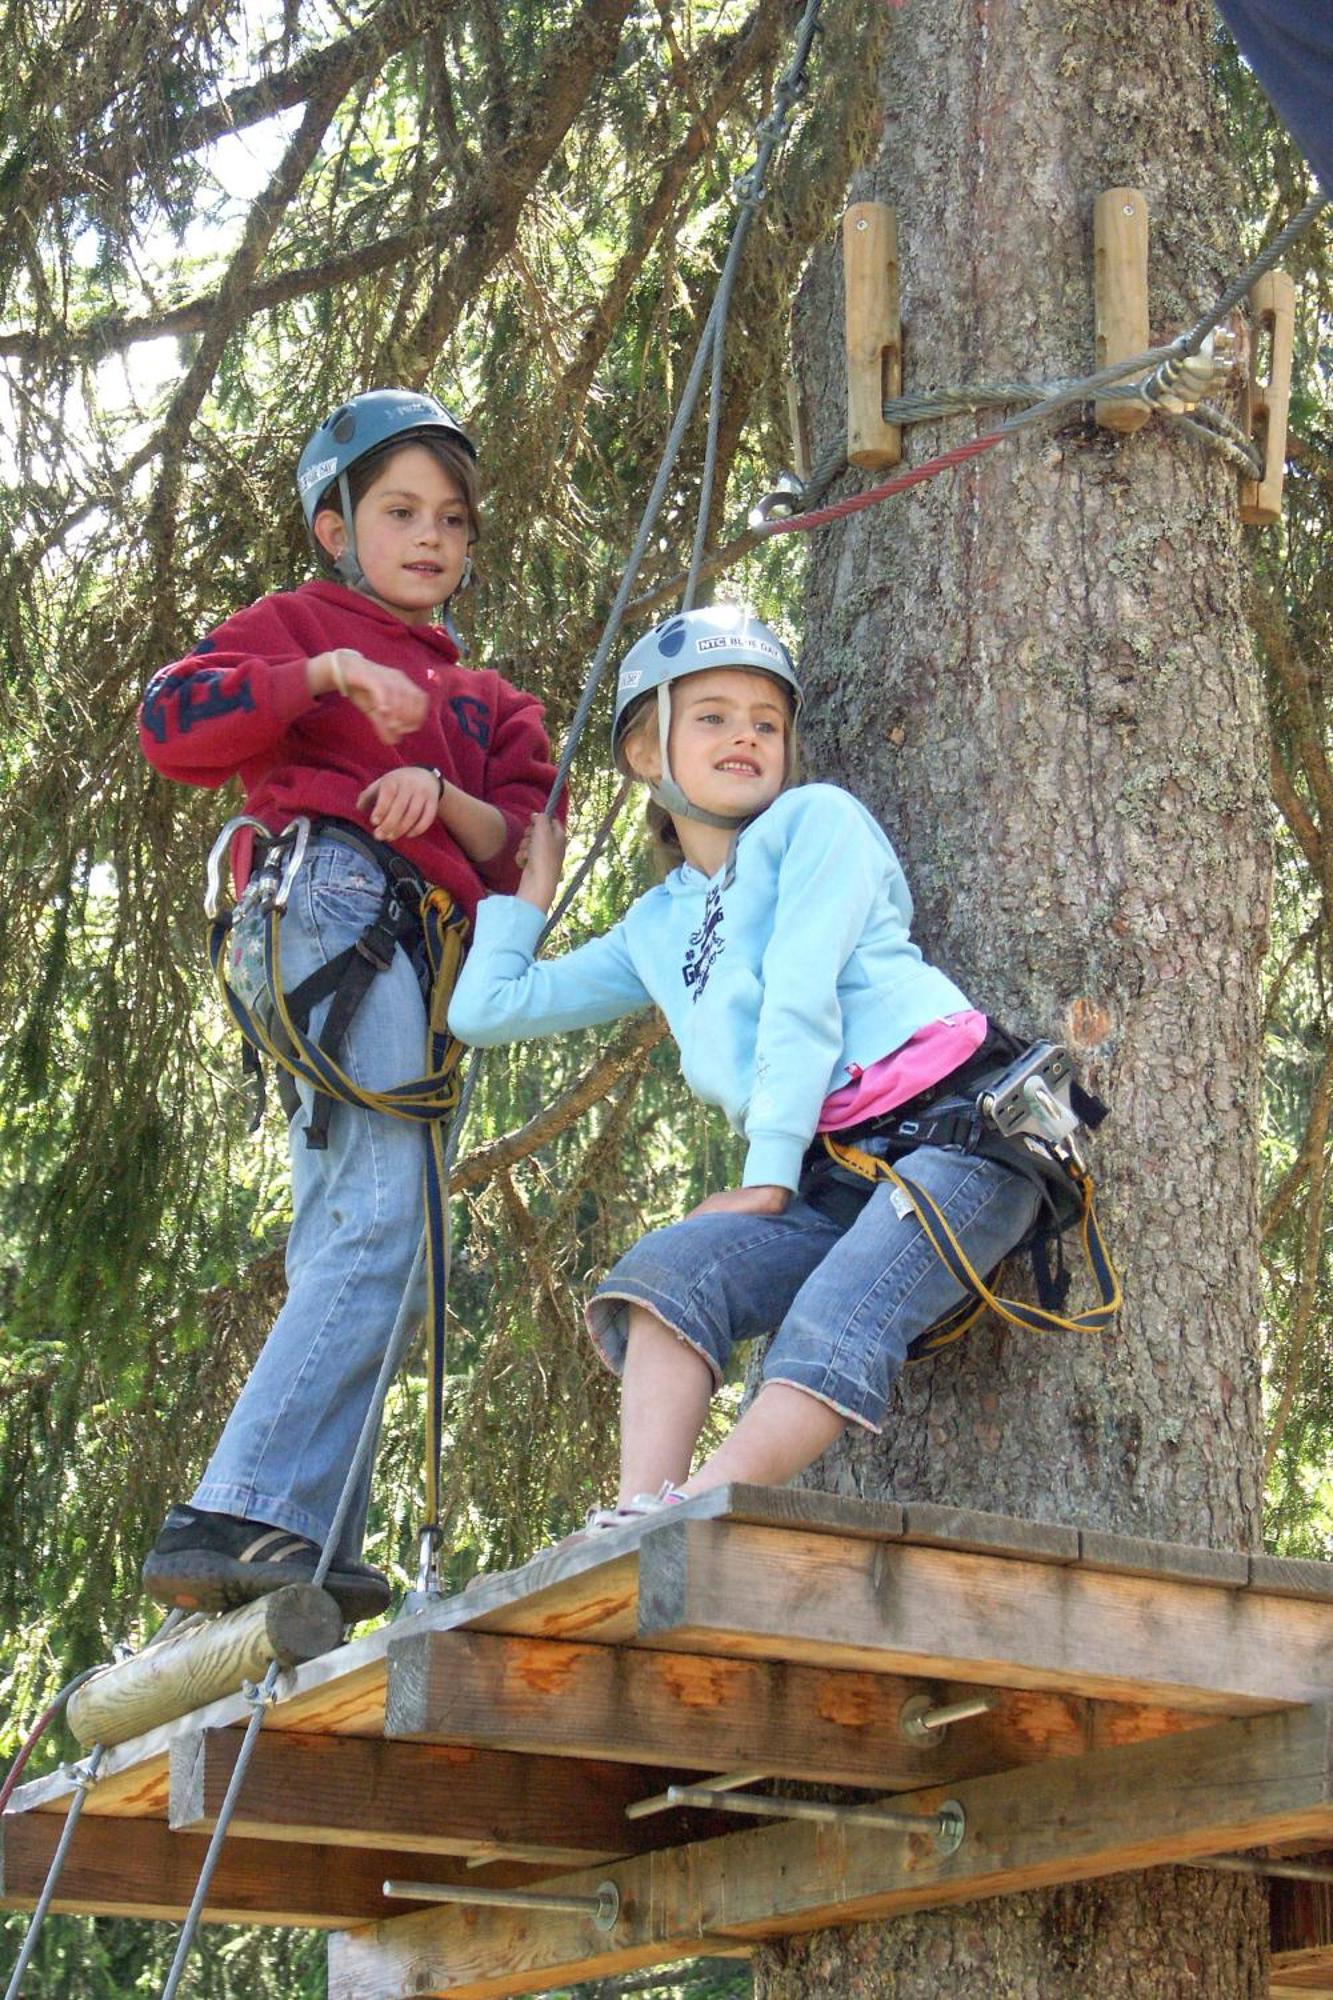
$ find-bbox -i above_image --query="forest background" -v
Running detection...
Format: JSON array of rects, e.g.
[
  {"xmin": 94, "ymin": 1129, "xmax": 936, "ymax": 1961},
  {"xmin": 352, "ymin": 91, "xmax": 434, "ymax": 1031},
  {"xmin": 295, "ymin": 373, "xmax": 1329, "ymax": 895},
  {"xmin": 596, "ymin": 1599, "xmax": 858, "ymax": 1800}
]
[{"xmin": 1, "ymin": 0, "xmax": 1330, "ymax": 1990}]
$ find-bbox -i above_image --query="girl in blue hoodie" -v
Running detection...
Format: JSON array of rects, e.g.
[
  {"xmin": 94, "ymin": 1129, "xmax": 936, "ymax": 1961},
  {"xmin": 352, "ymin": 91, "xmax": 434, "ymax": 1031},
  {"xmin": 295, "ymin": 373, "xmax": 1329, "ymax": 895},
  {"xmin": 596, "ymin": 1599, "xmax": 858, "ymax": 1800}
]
[{"xmin": 447, "ymin": 605, "xmax": 1041, "ymax": 1523}]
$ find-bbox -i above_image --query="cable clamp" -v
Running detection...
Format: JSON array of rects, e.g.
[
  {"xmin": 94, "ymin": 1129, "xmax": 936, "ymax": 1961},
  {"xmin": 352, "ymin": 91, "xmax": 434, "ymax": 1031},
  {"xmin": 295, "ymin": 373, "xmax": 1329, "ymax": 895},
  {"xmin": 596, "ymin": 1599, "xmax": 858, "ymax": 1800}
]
[
  {"xmin": 241, "ymin": 1676, "xmax": 280, "ymax": 1712},
  {"xmin": 68, "ymin": 1759, "xmax": 100, "ymax": 1793},
  {"xmin": 1141, "ymin": 325, "xmax": 1242, "ymax": 414}
]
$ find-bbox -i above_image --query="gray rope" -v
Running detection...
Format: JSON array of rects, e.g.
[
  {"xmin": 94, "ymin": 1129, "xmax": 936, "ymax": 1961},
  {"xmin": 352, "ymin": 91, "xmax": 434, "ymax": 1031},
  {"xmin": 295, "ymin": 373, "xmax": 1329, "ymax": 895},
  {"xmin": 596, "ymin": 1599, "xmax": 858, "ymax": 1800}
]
[
  {"xmin": 1159, "ymin": 407, "xmax": 1264, "ymax": 478},
  {"xmin": 1177, "ymin": 188, "xmax": 1328, "ymax": 356},
  {"xmin": 3, "ymin": 1748, "xmax": 104, "ymax": 2000},
  {"xmin": 880, "ymin": 380, "xmax": 1050, "ymax": 424},
  {"xmin": 158, "ymin": 1664, "xmax": 280, "ymax": 2000},
  {"xmin": 546, "ymin": 0, "xmax": 826, "ymax": 806},
  {"xmin": 683, "ymin": 0, "xmax": 824, "ymax": 610}
]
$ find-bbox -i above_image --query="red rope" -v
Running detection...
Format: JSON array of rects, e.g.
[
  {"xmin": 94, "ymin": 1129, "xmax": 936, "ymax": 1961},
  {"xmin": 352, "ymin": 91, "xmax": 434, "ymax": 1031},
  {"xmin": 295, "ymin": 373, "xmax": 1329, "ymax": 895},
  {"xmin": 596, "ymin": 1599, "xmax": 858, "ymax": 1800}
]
[
  {"xmin": 0, "ymin": 1699, "xmax": 65, "ymax": 1814},
  {"xmin": 758, "ymin": 428, "xmax": 1004, "ymax": 537}
]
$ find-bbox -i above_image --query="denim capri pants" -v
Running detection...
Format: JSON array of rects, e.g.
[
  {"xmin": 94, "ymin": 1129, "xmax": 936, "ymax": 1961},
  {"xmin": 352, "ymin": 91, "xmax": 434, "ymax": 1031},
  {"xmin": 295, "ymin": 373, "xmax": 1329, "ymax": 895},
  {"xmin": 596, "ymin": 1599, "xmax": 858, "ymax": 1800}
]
[{"xmin": 585, "ymin": 1145, "xmax": 1041, "ymax": 1431}]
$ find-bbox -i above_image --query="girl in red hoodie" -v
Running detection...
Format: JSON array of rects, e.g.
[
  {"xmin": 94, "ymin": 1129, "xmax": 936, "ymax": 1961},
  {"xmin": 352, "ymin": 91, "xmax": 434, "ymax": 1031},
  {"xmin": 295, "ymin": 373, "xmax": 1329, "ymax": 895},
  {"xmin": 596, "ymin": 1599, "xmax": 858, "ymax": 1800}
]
[{"xmin": 138, "ymin": 389, "xmax": 556, "ymax": 1622}]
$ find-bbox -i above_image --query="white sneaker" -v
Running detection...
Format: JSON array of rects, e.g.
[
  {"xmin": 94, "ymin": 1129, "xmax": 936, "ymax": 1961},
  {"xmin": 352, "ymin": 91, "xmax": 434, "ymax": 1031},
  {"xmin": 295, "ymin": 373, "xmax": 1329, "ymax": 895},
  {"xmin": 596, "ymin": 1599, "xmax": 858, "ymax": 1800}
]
[{"xmin": 584, "ymin": 1483, "xmax": 688, "ymax": 1534}]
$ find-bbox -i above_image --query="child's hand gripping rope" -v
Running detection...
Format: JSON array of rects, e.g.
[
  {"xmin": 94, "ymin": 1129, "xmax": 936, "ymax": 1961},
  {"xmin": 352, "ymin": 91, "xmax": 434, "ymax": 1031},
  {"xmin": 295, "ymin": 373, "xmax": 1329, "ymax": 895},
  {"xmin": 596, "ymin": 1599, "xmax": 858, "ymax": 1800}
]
[{"xmin": 516, "ymin": 811, "xmax": 568, "ymax": 914}]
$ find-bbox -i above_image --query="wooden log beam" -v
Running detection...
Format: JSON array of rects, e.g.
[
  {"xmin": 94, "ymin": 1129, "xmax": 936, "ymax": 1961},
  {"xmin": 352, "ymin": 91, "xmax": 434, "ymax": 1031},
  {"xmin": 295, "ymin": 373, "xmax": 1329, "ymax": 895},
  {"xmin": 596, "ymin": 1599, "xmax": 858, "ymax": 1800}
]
[
  {"xmin": 386, "ymin": 1628, "xmax": 1203, "ymax": 1787},
  {"xmin": 67, "ymin": 1587, "xmax": 344, "ymax": 1748},
  {"xmin": 0, "ymin": 1812, "xmax": 537, "ymax": 1927},
  {"xmin": 168, "ymin": 1728, "xmax": 730, "ymax": 1863},
  {"xmin": 634, "ymin": 1519, "xmax": 1333, "ymax": 1713},
  {"xmin": 327, "ymin": 1702, "xmax": 1333, "ymax": 1998}
]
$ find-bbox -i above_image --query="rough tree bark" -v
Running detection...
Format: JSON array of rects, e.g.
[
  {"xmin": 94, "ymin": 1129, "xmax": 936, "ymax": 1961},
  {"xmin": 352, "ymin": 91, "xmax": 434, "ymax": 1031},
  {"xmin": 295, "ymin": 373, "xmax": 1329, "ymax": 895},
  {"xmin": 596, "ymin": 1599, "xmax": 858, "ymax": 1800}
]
[{"xmin": 755, "ymin": 0, "xmax": 1272, "ymax": 1990}]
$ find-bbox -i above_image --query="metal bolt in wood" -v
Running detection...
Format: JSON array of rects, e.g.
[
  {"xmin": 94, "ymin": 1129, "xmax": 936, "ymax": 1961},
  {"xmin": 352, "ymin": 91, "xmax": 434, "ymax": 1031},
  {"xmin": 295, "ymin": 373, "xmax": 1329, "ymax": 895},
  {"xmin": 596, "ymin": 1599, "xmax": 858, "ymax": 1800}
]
[
  {"xmin": 383, "ymin": 1879, "xmax": 622, "ymax": 1932},
  {"xmin": 897, "ymin": 1693, "xmax": 996, "ymax": 1742},
  {"xmin": 662, "ymin": 1783, "xmax": 967, "ymax": 1856}
]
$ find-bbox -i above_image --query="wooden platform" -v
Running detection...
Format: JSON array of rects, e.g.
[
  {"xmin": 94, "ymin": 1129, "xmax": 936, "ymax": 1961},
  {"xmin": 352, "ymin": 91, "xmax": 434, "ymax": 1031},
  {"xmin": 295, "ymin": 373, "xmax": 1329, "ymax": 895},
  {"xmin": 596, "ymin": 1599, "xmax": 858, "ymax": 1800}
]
[{"xmin": 5, "ymin": 1485, "xmax": 1333, "ymax": 1995}]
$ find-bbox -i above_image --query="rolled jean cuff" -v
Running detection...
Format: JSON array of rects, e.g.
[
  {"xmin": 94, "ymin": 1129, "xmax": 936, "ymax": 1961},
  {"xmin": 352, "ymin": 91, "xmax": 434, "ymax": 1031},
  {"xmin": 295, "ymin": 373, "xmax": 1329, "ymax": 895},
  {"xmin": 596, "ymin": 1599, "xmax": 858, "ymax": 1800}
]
[
  {"xmin": 585, "ymin": 1286, "xmax": 727, "ymax": 1385},
  {"xmin": 760, "ymin": 1364, "xmax": 884, "ymax": 1433}
]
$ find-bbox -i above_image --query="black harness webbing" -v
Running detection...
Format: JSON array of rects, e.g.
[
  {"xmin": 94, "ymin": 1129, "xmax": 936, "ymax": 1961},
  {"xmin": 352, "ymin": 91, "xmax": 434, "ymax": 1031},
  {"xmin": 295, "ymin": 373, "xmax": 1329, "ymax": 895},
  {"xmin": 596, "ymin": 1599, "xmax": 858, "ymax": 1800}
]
[
  {"xmin": 208, "ymin": 818, "xmax": 470, "ymax": 1549},
  {"xmin": 798, "ymin": 1038, "xmax": 1121, "ymax": 1362}
]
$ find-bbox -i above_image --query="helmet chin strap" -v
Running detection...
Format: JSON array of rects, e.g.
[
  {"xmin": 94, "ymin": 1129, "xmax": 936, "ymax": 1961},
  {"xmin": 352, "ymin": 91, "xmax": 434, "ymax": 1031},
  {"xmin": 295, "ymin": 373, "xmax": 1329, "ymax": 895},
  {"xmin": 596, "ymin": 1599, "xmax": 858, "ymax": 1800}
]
[
  {"xmin": 647, "ymin": 682, "xmax": 750, "ymax": 831},
  {"xmin": 332, "ymin": 471, "xmax": 373, "ymax": 596}
]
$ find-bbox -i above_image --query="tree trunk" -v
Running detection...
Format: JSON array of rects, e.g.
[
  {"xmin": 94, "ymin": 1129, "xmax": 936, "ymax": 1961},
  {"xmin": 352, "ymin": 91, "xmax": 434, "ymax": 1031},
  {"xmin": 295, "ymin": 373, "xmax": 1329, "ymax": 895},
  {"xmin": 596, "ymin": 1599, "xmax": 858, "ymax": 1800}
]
[{"xmin": 755, "ymin": 0, "xmax": 1271, "ymax": 1989}]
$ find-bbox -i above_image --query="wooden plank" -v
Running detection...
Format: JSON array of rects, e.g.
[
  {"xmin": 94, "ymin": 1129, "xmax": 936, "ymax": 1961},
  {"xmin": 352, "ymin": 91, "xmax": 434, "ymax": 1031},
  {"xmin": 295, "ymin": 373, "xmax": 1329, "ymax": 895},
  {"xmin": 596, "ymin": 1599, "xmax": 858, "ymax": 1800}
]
[
  {"xmin": 901, "ymin": 1504, "xmax": 1077, "ymax": 1564},
  {"xmin": 327, "ymin": 1703, "xmax": 1333, "ymax": 1998},
  {"xmin": 634, "ymin": 1519, "xmax": 1333, "ymax": 1712},
  {"xmin": 1078, "ymin": 1530, "xmax": 1248, "ymax": 1588},
  {"xmin": 386, "ymin": 1628, "xmax": 1202, "ymax": 1787},
  {"xmin": 168, "ymin": 1728, "xmax": 730, "ymax": 1864},
  {"xmin": 1250, "ymin": 1557, "xmax": 1333, "ymax": 1604},
  {"xmin": 0, "ymin": 1812, "xmax": 540, "ymax": 1927},
  {"xmin": 1273, "ymin": 1965, "xmax": 1333, "ymax": 1996},
  {"xmin": 13, "ymin": 1492, "xmax": 1301, "ymax": 1826}
]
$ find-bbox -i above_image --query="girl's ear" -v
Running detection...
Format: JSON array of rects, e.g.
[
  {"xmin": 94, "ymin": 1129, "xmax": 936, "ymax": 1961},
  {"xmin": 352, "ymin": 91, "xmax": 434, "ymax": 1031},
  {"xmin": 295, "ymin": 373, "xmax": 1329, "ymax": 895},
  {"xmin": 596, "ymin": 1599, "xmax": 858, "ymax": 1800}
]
[
  {"xmin": 312, "ymin": 507, "xmax": 347, "ymax": 560},
  {"xmin": 620, "ymin": 724, "xmax": 662, "ymax": 785}
]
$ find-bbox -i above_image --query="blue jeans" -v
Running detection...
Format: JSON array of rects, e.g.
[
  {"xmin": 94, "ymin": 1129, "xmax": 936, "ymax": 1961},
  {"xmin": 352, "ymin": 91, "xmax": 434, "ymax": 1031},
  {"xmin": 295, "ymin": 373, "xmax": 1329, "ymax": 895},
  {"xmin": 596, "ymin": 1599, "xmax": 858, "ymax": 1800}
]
[
  {"xmin": 194, "ymin": 837, "xmax": 428, "ymax": 1561},
  {"xmin": 586, "ymin": 1146, "xmax": 1041, "ymax": 1430}
]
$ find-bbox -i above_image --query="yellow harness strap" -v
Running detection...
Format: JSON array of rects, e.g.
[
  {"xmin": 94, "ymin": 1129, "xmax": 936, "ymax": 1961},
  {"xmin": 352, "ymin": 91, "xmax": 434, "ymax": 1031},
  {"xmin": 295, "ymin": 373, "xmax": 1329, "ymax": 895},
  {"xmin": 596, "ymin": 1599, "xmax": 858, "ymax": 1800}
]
[{"xmin": 821, "ymin": 1135, "xmax": 1122, "ymax": 1345}]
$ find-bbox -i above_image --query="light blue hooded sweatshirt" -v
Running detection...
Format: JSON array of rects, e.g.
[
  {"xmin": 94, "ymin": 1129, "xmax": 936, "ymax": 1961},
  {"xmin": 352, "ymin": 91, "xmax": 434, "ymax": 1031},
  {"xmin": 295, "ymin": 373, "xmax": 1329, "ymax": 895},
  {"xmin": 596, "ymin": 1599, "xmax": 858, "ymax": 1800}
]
[{"xmin": 447, "ymin": 783, "xmax": 973, "ymax": 1191}]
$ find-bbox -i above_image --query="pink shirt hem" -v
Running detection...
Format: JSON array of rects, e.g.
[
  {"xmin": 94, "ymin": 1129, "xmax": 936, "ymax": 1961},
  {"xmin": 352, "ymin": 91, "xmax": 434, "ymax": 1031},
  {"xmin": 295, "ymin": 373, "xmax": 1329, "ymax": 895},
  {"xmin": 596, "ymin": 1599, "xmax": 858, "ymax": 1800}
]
[{"xmin": 816, "ymin": 1011, "xmax": 989, "ymax": 1133}]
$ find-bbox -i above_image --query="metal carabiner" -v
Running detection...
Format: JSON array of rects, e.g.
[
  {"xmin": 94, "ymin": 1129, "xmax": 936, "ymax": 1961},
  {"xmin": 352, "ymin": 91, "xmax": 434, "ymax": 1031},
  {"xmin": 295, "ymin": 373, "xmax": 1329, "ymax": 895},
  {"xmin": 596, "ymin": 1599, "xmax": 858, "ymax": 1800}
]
[
  {"xmin": 271, "ymin": 815, "xmax": 312, "ymax": 913},
  {"xmin": 204, "ymin": 816, "xmax": 274, "ymax": 920},
  {"xmin": 748, "ymin": 470, "xmax": 805, "ymax": 529}
]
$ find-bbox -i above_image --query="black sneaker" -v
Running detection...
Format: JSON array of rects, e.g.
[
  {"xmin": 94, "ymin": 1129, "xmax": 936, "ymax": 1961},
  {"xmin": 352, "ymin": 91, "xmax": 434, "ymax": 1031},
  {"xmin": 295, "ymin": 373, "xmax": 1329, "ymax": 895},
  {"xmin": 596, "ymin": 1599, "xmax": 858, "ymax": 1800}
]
[{"xmin": 141, "ymin": 1504, "xmax": 391, "ymax": 1623}]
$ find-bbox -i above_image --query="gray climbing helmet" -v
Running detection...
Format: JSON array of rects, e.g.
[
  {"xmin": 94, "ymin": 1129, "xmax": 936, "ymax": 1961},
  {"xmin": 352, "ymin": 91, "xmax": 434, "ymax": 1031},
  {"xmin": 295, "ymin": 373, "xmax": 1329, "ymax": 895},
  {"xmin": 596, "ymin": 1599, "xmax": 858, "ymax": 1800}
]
[
  {"xmin": 296, "ymin": 389, "xmax": 476, "ymax": 595},
  {"xmin": 611, "ymin": 605, "xmax": 803, "ymax": 829}
]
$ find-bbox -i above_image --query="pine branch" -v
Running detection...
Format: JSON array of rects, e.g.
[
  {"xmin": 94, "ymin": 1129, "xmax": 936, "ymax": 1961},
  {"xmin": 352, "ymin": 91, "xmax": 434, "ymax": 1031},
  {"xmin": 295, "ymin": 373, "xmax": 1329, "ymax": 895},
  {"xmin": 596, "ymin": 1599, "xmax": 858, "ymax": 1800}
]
[
  {"xmin": 144, "ymin": 70, "xmax": 355, "ymax": 583},
  {"xmin": 554, "ymin": 0, "xmax": 789, "ymax": 429},
  {"xmin": 395, "ymin": 0, "xmax": 638, "ymax": 376}
]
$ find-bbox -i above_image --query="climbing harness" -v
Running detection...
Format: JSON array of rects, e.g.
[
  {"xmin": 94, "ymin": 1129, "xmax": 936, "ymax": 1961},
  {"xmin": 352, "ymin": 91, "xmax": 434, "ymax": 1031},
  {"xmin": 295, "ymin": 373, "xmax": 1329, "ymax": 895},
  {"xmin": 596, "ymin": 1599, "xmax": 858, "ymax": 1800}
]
[{"xmin": 799, "ymin": 1033, "xmax": 1120, "ymax": 1360}]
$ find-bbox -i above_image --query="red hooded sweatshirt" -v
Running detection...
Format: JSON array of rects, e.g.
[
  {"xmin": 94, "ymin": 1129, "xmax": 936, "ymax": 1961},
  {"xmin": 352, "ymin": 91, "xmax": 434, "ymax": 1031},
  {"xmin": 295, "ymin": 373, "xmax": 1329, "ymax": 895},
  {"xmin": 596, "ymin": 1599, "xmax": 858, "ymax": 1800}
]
[{"xmin": 139, "ymin": 579, "xmax": 558, "ymax": 920}]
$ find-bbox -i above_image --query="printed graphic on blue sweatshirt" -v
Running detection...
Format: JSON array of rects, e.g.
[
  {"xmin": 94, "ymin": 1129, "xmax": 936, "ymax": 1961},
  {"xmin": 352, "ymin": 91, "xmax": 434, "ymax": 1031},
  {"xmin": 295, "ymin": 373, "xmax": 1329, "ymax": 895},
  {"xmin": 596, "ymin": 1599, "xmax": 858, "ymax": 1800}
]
[{"xmin": 682, "ymin": 882, "xmax": 725, "ymax": 999}]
